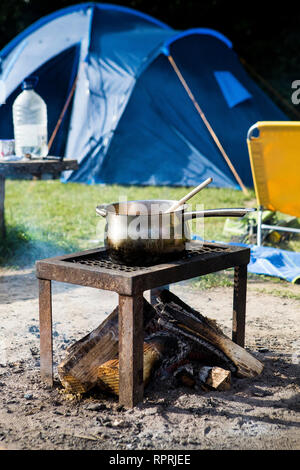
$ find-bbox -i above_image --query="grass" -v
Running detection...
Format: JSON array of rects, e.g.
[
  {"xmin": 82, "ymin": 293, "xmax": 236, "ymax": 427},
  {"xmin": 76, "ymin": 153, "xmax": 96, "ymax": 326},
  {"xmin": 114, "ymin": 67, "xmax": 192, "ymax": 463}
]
[
  {"xmin": 189, "ymin": 270, "xmax": 234, "ymax": 290},
  {"xmin": 1, "ymin": 180, "xmax": 300, "ymax": 297},
  {"xmin": 2, "ymin": 180, "xmax": 254, "ymax": 266},
  {"xmin": 253, "ymin": 287, "xmax": 300, "ymax": 301},
  {"xmin": 190, "ymin": 270, "xmax": 300, "ymax": 294}
]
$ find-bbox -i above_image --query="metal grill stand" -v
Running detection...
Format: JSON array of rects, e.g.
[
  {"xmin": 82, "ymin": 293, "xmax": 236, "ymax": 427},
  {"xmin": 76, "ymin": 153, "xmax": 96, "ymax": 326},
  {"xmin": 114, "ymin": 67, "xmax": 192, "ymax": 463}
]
[{"xmin": 36, "ymin": 242, "xmax": 250, "ymax": 408}]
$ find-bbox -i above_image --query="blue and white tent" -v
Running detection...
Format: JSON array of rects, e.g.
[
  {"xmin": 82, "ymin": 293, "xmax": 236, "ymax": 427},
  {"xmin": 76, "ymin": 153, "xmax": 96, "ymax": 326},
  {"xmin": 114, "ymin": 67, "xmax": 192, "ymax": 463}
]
[{"xmin": 0, "ymin": 2, "xmax": 287, "ymax": 187}]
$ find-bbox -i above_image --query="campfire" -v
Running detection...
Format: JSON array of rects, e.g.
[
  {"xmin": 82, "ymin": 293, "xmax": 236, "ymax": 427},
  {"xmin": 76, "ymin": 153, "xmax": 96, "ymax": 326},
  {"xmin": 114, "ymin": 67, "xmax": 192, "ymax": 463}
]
[{"xmin": 58, "ymin": 290, "xmax": 263, "ymax": 397}]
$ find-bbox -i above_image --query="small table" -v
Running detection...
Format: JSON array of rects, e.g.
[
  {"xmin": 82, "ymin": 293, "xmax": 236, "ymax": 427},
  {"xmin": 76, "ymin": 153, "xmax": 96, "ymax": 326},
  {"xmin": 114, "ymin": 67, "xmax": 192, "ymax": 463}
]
[
  {"xmin": 36, "ymin": 242, "xmax": 250, "ymax": 408},
  {"xmin": 0, "ymin": 158, "xmax": 78, "ymax": 237}
]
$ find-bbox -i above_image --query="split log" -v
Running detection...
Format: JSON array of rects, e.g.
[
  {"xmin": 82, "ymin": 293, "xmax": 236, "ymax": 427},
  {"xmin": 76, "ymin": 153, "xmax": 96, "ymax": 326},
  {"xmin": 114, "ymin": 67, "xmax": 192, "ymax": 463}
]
[
  {"xmin": 198, "ymin": 366, "xmax": 231, "ymax": 391},
  {"xmin": 58, "ymin": 298, "xmax": 157, "ymax": 394},
  {"xmin": 96, "ymin": 344, "xmax": 157, "ymax": 396},
  {"xmin": 156, "ymin": 290, "xmax": 263, "ymax": 379},
  {"xmin": 174, "ymin": 364, "xmax": 231, "ymax": 391},
  {"xmin": 96, "ymin": 335, "xmax": 178, "ymax": 395}
]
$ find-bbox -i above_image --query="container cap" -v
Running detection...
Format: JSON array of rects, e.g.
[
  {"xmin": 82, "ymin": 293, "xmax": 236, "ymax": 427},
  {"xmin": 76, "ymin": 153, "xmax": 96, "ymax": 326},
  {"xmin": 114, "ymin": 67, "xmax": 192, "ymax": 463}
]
[{"xmin": 21, "ymin": 76, "xmax": 39, "ymax": 90}]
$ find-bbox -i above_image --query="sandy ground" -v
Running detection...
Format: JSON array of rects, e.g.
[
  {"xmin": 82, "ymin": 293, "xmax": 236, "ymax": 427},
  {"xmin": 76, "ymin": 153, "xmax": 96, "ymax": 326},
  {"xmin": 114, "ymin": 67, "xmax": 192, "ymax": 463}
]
[{"xmin": 0, "ymin": 267, "xmax": 300, "ymax": 451}]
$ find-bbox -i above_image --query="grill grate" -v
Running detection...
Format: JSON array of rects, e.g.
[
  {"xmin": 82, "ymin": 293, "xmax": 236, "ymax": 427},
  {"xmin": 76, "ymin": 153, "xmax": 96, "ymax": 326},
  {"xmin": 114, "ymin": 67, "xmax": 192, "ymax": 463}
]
[{"xmin": 66, "ymin": 244, "xmax": 231, "ymax": 272}]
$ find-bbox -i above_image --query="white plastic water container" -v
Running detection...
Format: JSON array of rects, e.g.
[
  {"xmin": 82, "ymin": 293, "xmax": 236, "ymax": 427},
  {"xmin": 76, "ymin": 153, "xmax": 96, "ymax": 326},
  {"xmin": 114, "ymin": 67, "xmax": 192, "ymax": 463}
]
[{"xmin": 12, "ymin": 76, "xmax": 48, "ymax": 158}]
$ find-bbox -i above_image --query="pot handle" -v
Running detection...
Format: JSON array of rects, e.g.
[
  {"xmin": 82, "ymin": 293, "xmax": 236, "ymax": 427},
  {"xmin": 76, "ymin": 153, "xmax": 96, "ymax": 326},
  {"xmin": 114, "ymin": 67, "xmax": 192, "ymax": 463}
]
[
  {"xmin": 184, "ymin": 208, "xmax": 256, "ymax": 220},
  {"xmin": 96, "ymin": 205, "xmax": 108, "ymax": 217}
]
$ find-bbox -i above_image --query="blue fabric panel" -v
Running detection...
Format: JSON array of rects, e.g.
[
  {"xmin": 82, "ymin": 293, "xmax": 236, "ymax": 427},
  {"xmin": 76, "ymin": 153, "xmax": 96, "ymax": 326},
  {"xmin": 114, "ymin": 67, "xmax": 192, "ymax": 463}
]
[
  {"xmin": 0, "ymin": 7, "xmax": 92, "ymax": 100},
  {"xmin": 247, "ymin": 245, "xmax": 300, "ymax": 283},
  {"xmin": 0, "ymin": 3, "xmax": 170, "ymax": 59},
  {"xmin": 93, "ymin": 53, "xmax": 237, "ymax": 187},
  {"xmin": 192, "ymin": 235, "xmax": 300, "ymax": 283},
  {"xmin": 88, "ymin": 7, "xmax": 174, "ymax": 77},
  {"xmin": 97, "ymin": 2, "xmax": 171, "ymax": 30},
  {"xmin": 214, "ymin": 71, "xmax": 252, "ymax": 108},
  {"xmin": 62, "ymin": 5, "xmax": 176, "ymax": 183},
  {"xmin": 162, "ymin": 28, "xmax": 232, "ymax": 53}
]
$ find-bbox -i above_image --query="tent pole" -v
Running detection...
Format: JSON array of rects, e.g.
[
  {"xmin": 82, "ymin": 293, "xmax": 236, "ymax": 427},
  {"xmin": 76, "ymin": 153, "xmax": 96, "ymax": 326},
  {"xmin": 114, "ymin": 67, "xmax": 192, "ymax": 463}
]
[
  {"xmin": 47, "ymin": 71, "xmax": 79, "ymax": 154},
  {"xmin": 167, "ymin": 54, "xmax": 249, "ymax": 195}
]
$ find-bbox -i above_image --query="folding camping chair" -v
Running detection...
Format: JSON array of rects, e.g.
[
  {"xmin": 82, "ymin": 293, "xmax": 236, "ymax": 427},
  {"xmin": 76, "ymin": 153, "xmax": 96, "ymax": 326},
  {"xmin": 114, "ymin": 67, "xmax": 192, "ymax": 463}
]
[{"xmin": 247, "ymin": 121, "xmax": 300, "ymax": 246}]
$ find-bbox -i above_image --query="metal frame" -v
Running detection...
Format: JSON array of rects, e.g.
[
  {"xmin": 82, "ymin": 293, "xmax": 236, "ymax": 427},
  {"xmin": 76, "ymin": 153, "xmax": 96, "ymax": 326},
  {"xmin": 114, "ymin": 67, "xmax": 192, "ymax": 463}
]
[
  {"xmin": 256, "ymin": 205, "xmax": 300, "ymax": 247},
  {"xmin": 36, "ymin": 242, "xmax": 250, "ymax": 408}
]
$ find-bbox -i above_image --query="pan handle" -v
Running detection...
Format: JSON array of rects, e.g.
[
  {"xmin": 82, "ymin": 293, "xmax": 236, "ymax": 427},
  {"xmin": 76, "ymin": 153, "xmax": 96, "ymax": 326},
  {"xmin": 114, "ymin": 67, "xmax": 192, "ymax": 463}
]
[
  {"xmin": 96, "ymin": 205, "xmax": 108, "ymax": 217},
  {"xmin": 184, "ymin": 208, "xmax": 256, "ymax": 220}
]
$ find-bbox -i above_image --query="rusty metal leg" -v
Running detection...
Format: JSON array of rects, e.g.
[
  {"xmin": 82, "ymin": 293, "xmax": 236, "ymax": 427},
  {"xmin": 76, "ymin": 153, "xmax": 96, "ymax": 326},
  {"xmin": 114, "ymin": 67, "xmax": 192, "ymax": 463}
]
[
  {"xmin": 39, "ymin": 279, "xmax": 53, "ymax": 386},
  {"xmin": 118, "ymin": 293, "xmax": 144, "ymax": 408},
  {"xmin": 232, "ymin": 264, "xmax": 247, "ymax": 347}
]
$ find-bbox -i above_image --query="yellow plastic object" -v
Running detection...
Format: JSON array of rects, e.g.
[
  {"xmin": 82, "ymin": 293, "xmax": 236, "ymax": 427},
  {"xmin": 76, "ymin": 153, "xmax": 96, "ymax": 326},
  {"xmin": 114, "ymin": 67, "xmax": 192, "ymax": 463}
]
[{"xmin": 247, "ymin": 121, "xmax": 300, "ymax": 217}]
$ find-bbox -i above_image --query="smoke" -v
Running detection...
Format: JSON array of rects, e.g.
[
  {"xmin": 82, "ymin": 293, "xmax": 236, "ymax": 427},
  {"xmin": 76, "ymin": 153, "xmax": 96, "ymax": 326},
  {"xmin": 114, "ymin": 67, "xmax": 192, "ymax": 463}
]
[{"xmin": 1, "ymin": 225, "xmax": 78, "ymax": 268}]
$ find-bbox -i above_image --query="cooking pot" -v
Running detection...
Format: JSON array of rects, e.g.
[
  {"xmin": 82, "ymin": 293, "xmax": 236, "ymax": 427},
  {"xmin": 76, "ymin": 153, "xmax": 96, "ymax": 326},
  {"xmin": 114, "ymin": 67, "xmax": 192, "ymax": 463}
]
[{"xmin": 96, "ymin": 199, "xmax": 254, "ymax": 265}]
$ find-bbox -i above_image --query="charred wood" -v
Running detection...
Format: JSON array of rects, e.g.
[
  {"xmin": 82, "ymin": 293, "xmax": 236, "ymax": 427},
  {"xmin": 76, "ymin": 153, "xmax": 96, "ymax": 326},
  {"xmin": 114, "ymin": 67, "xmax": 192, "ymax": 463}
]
[{"xmin": 156, "ymin": 290, "xmax": 263, "ymax": 379}]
